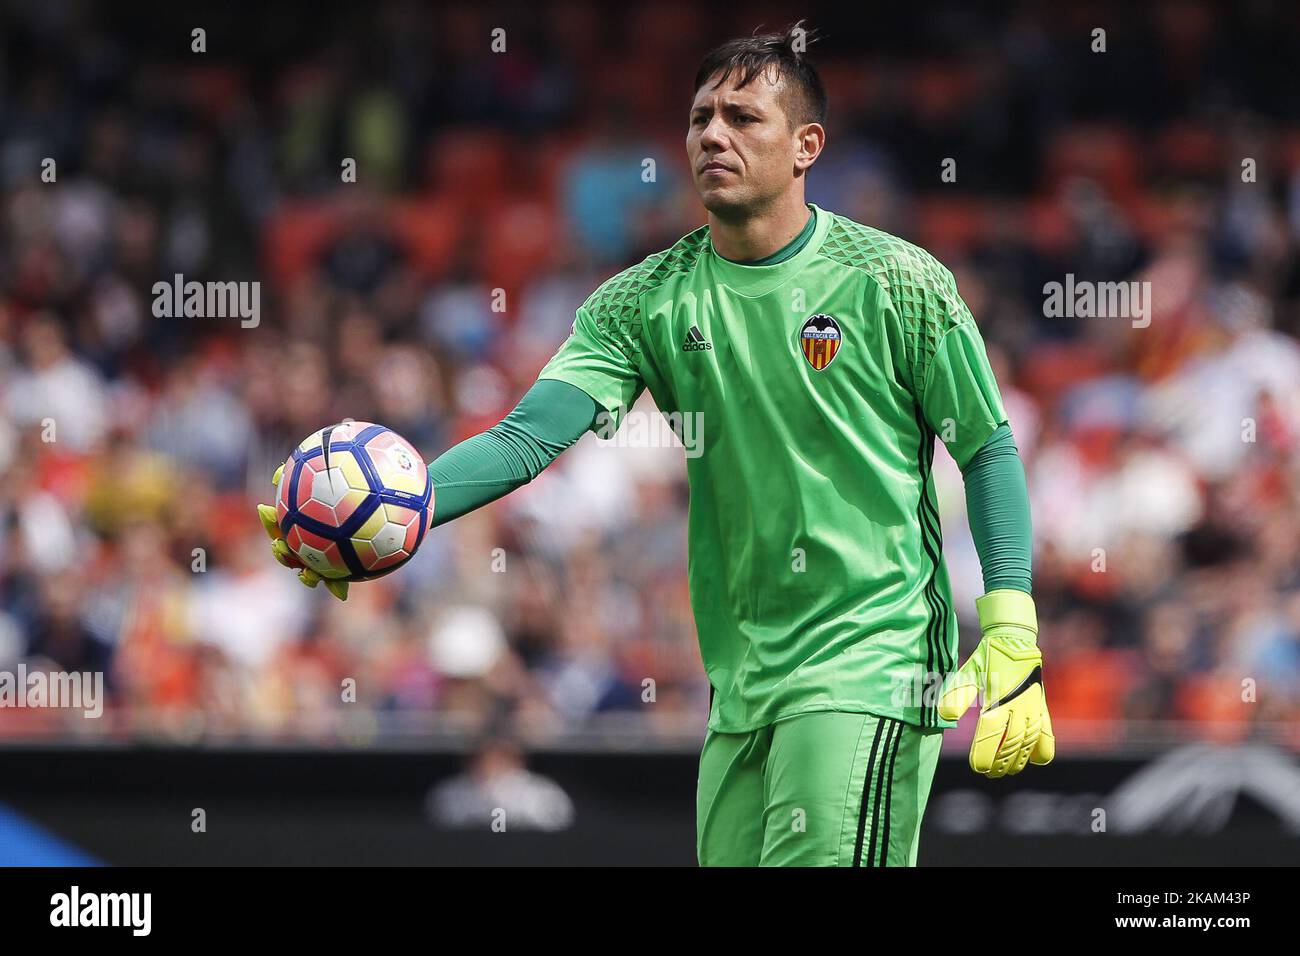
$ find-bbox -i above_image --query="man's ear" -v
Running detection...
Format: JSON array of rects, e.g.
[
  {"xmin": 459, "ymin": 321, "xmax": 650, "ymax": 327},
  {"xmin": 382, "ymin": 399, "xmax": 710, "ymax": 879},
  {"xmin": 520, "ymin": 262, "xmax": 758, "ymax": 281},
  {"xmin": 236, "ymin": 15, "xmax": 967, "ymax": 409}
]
[{"xmin": 794, "ymin": 122, "xmax": 826, "ymax": 172}]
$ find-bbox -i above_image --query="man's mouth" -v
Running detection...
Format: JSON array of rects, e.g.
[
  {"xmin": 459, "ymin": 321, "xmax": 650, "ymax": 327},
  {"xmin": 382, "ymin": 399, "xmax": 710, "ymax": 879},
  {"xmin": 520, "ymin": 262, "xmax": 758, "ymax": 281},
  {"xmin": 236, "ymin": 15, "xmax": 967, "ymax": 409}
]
[{"xmin": 700, "ymin": 161, "xmax": 734, "ymax": 176}]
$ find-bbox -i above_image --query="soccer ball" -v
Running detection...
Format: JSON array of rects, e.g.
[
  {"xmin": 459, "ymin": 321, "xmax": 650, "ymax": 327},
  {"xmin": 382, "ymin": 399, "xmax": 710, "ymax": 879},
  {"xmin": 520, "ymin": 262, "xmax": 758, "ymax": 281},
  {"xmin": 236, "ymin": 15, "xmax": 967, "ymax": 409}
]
[{"xmin": 275, "ymin": 421, "xmax": 435, "ymax": 581}]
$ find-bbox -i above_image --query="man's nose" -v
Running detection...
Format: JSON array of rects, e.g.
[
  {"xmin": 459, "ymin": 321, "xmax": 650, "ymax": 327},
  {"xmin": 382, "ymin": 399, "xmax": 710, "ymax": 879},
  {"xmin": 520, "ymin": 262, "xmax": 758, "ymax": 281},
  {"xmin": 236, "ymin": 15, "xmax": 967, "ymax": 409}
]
[{"xmin": 699, "ymin": 116, "xmax": 728, "ymax": 151}]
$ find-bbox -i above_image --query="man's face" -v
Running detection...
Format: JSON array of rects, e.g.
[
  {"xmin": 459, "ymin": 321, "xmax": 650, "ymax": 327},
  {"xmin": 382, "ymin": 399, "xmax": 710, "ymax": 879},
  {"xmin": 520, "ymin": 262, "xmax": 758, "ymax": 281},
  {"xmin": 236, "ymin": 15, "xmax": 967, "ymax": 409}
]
[{"xmin": 687, "ymin": 67, "xmax": 809, "ymax": 218}]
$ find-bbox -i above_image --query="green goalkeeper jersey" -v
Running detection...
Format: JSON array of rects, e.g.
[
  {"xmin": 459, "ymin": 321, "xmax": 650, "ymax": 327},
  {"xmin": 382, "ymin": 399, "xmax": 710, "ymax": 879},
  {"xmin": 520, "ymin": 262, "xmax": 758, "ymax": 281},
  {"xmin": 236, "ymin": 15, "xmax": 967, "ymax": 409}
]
[{"xmin": 539, "ymin": 204, "xmax": 1008, "ymax": 732}]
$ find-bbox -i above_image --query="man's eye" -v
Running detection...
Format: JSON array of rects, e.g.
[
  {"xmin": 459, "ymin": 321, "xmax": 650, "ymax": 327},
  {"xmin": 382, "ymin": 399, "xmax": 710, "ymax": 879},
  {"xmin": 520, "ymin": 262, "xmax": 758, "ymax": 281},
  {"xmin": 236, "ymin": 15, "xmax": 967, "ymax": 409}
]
[{"xmin": 736, "ymin": 115, "xmax": 755, "ymax": 124}]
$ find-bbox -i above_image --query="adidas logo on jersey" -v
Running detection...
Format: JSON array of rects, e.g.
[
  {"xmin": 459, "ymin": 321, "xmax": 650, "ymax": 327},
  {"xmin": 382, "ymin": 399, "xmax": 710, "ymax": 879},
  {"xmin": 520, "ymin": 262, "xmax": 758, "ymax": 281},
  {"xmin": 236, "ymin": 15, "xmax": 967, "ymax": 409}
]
[{"xmin": 682, "ymin": 325, "xmax": 712, "ymax": 352}]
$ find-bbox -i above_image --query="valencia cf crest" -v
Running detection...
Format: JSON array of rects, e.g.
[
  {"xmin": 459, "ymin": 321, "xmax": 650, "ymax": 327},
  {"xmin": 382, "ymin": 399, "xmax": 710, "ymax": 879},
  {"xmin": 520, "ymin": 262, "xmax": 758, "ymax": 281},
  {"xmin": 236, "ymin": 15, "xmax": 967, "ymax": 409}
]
[{"xmin": 799, "ymin": 314, "xmax": 842, "ymax": 371}]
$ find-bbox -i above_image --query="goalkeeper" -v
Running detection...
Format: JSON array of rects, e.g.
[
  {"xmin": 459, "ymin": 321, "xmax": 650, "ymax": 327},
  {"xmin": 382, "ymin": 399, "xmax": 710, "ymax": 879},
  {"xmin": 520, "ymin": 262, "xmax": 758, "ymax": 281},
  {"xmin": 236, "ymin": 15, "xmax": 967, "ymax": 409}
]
[{"xmin": 260, "ymin": 24, "xmax": 1053, "ymax": 866}]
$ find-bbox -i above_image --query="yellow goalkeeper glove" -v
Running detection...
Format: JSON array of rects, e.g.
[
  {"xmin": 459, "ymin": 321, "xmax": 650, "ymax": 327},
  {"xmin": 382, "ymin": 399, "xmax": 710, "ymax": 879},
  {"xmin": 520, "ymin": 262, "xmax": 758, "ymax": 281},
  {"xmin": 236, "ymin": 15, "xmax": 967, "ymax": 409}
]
[
  {"xmin": 255, "ymin": 464, "xmax": 349, "ymax": 601},
  {"xmin": 937, "ymin": 589, "xmax": 1054, "ymax": 777}
]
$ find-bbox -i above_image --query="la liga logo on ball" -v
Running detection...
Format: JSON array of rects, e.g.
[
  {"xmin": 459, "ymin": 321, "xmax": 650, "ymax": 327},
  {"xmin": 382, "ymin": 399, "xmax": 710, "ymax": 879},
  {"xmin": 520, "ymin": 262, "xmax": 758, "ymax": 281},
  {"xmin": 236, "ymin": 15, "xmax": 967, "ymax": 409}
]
[
  {"xmin": 799, "ymin": 313, "xmax": 842, "ymax": 371},
  {"xmin": 275, "ymin": 421, "xmax": 435, "ymax": 581}
]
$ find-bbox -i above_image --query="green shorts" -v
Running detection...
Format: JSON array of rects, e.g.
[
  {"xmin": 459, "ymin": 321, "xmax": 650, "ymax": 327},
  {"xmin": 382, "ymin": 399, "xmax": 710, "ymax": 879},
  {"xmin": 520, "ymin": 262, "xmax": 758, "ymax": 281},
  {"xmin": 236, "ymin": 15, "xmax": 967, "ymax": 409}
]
[{"xmin": 696, "ymin": 711, "xmax": 943, "ymax": 867}]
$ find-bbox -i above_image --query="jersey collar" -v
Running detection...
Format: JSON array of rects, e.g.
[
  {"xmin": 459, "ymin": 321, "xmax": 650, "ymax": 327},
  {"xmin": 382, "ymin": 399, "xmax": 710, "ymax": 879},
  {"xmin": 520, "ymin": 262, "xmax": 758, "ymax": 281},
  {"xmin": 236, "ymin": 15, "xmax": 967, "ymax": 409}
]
[{"xmin": 706, "ymin": 203, "xmax": 832, "ymax": 298}]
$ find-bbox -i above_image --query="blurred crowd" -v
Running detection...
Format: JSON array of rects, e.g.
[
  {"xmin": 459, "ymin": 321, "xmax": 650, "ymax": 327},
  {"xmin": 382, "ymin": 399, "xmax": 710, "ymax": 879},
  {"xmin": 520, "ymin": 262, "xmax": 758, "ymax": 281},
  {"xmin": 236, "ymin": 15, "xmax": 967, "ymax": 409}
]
[{"xmin": 0, "ymin": 0, "xmax": 1298, "ymax": 750}]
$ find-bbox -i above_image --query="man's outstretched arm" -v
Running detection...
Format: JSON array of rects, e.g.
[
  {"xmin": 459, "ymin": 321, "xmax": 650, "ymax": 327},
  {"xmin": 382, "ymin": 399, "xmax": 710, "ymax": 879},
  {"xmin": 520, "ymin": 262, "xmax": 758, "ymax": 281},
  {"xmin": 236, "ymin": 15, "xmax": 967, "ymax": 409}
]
[
  {"xmin": 260, "ymin": 272, "xmax": 645, "ymax": 599},
  {"xmin": 427, "ymin": 378, "xmax": 598, "ymax": 526},
  {"xmin": 256, "ymin": 378, "xmax": 598, "ymax": 598}
]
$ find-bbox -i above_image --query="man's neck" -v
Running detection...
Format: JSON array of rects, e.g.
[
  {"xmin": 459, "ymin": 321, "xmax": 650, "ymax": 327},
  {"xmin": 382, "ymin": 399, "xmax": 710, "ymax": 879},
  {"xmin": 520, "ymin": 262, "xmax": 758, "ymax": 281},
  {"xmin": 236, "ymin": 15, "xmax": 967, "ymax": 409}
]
[{"xmin": 709, "ymin": 194, "xmax": 813, "ymax": 263}]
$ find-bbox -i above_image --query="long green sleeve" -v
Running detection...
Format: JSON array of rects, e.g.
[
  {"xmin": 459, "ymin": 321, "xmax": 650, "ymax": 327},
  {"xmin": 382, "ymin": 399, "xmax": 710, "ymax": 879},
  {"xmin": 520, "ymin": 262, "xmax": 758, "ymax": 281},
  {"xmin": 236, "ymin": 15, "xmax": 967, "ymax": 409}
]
[
  {"xmin": 430, "ymin": 381, "xmax": 1032, "ymax": 594},
  {"xmin": 961, "ymin": 424, "xmax": 1033, "ymax": 594},
  {"xmin": 427, "ymin": 378, "xmax": 597, "ymax": 526}
]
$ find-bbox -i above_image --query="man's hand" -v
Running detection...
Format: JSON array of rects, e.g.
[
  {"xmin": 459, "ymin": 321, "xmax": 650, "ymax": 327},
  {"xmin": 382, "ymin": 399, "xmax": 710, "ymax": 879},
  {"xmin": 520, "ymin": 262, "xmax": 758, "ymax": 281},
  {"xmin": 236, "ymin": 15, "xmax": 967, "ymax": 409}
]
[
  {"xmin": 937, "ymin": 589, "xmax": 1054, "ymax": 777},
  {"xmin": 255, "ymin": 464, "xmax": 349, "ymax": 601}
]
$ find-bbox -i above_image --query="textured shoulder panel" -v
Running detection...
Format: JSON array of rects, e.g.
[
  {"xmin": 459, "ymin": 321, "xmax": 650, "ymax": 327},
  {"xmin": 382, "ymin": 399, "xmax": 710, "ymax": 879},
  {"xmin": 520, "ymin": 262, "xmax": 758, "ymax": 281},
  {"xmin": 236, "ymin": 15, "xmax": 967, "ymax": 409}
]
[
  {"xmin": 580, "ymin": 225, "xmax": 711, "ymax": 354},
  {"xmin": 818, "ymin": 214, "xmax": 972, "ymax": 390}
]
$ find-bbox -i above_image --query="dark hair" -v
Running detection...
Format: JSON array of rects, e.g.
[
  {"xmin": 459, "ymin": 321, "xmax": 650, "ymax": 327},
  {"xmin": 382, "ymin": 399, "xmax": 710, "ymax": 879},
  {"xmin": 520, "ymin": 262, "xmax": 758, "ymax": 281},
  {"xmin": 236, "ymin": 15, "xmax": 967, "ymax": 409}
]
[{"xmin": 693, "ymin": 22, "xmax": 827, "ymax": 128}]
